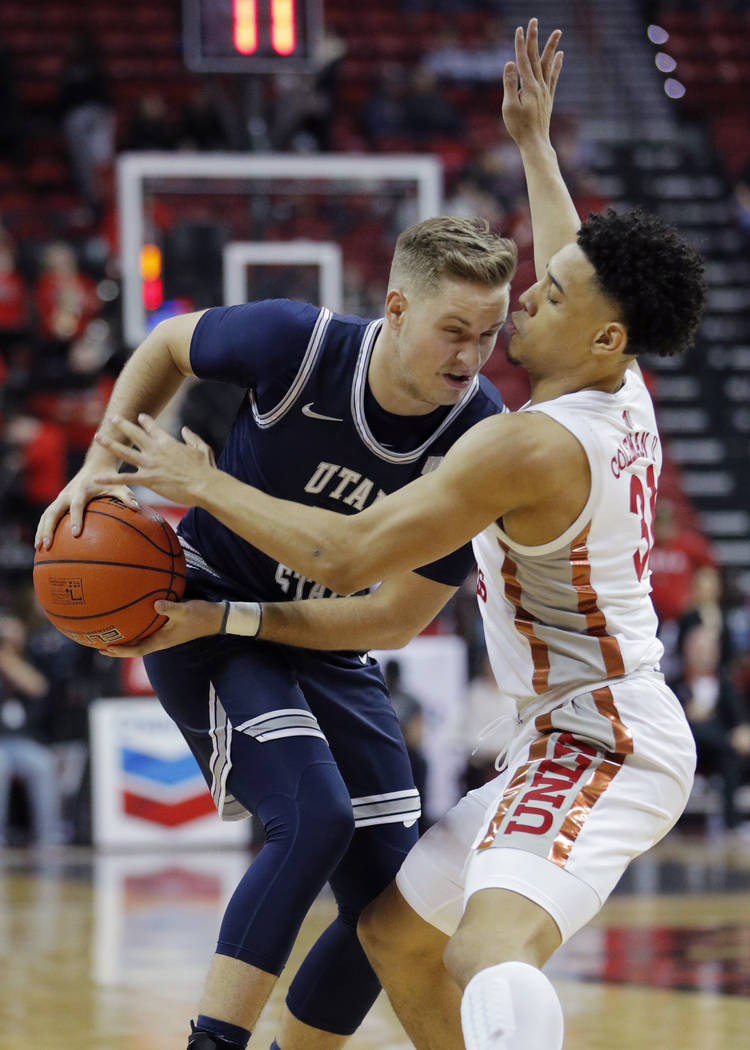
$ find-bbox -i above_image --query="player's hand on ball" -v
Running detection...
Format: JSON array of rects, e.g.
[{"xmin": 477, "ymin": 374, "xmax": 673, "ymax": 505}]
[
  {"xmin": 100, "ymin": 599, "xmax": 225, "ymax": 657},
  {"xmin": 94, "ymin": 413, "xmax": 217, "ymax": 506},
  {"xmin": 35, "ymin": 473, "xmax": 140, "ymax": 550}
]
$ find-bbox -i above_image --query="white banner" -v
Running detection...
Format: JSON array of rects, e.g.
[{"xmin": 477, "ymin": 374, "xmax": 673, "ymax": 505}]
[{"xmin": 89, "ymin": 698, "xmax": 251, "ymax": 848}]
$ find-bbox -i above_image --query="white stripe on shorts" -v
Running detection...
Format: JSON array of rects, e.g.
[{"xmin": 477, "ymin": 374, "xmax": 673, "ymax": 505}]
[
  {"xmin": 351, "ymin": 788, "xmax": 421, "ymax": 828},
  {"xmin": 234, "ymin": 707, "xmax": 328, "ymax": 743}
]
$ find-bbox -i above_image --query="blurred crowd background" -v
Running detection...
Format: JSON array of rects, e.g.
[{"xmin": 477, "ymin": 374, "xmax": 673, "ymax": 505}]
[{"xmin": 1, "ymin": 0, "xmax": 750, "ymax": 848}]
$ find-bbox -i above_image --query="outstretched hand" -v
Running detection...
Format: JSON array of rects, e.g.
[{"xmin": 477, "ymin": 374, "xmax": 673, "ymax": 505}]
[
  {"xmin": 100, "ymin": 599, "xmax": 224, "ymax": 658},
  {"xmin": 93, "ymin": 413, "xmax": 217, "ymax": 507},
  {"xmin": 502, "ymin": 18, "xmax": 563, "ymax": 149}
]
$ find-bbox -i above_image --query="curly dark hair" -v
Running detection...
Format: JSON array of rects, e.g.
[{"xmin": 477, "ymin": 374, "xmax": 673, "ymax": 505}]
[{"xmin": 576, "ymin": 208, "xmax": 707, "ymax": 357}]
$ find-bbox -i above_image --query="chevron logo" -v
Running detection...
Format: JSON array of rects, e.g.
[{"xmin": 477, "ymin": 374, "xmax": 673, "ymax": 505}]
[{"xmin": 120, "ymin": 746, "xmax": 216, "ymax": 827}]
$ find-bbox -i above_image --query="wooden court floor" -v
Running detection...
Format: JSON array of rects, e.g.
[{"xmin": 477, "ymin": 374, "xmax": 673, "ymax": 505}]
[{"xmin": 2, "ymin": 828, "xmax": 750, "ymax": 1050}]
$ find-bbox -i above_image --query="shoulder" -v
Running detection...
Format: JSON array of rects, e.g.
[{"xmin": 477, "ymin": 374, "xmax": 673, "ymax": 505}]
[
  {"xmin": 447, "ymin": 411, "xmax": 586, "ymax": 491},
  {"xmin": 196, "ymin": 299, "xmax": 322, "ymax": 344}
]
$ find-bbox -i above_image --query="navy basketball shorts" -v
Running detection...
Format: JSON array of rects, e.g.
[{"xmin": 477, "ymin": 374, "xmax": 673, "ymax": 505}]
[{"xmin": 143, "ymin": 632, "xmax": 422, "ymax": 833}]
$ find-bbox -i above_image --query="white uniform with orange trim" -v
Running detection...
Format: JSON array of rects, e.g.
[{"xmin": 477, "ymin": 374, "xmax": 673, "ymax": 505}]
[{"xmin": 396, "ymin": 370, "xmax": 696, "ymax": 943}]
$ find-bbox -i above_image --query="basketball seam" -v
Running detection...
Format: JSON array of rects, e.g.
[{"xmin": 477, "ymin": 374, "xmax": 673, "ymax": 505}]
[
  {"xmin": 157, "ymin": 514, "xmax": 183, "ymax": 609},
  {"xmin": 82, "ymin": 507, "xmax": 178, "ymax": 556},
  {"xmin": 38, "ymin": 588, "xmax": 183, "ymax": 622},
  {"xmin": 34, "ymin": 558, "xmax": 187, "ymax": 576}
]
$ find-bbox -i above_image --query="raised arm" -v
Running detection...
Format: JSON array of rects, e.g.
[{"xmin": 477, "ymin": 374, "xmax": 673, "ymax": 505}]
[
  {"xmin": 502, "ymin": 18, "xmax": 580, "ymax": 277},
  {"xmin": 35, "ymin": 310, "xmax": 204, "ymax": 547}
]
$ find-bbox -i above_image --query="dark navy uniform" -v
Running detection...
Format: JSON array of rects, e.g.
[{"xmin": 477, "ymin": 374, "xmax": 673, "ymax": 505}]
[{"xmin": 144, "ymin": 299, "xmax": 505, "ymax": 1033}]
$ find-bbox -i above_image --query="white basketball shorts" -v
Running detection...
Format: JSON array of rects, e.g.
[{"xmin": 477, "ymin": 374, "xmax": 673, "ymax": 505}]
[{"xmin": 396, "ymin": 671, "xmax": 696, "ymax": 943}]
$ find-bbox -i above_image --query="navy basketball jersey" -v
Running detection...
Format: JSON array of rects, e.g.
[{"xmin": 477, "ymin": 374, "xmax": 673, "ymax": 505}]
[{"xmin": 178, "ymin": 299, "xmax": 505, "ymax": 601}]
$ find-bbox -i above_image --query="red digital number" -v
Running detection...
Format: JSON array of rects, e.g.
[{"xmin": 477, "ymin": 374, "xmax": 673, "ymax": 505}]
[
  {"xmin": 233, "ymin": 0, "xmax": 258, "ymax": 54},
  {"xmin": 233, "ymin": 0, "xmax": 296, "ymax": 56},
  {"xmin": 477, "ymin": 568, "xmax": 487, "ymax": 602},
  {"xmin": 629, "ymin": 464, "xmax": 657, "ymax": 581}
]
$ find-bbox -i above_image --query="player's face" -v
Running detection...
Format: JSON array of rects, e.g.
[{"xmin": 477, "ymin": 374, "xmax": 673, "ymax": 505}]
[
  {"xmin": 506, "ymin": 242, "xmax": 620, "ymax": 376},
  {"xmin": 394, "ymin": 278, "xmax": 509, "ymax": 410}
]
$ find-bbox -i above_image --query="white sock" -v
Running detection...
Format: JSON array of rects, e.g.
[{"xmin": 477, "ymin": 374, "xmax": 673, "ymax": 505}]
[{"xmin": 460, "ymin": 961, "xmax": 564, "ymax": 1050}]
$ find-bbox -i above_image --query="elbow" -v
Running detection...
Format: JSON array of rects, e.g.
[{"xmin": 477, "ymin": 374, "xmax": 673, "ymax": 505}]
[
  {"xmin": 376, "ymin": 627, "xmax": 413, "ymax": 651},
  {"xmin": 320, "ymin": 560, "xmax": 373, "ymax": 598},
  {"xmin": 311, "ymin": 532, "xmax": 380, "ymax": 597}
]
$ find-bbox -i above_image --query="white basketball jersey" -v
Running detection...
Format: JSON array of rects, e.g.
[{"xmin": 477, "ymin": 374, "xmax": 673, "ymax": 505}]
[{"xmin": 473, "ymin": 369, "xmax": 664, "ymax": 708}]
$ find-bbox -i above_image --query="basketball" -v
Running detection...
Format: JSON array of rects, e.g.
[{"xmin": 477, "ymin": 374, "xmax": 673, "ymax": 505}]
[{"xmin": 33, "ymin": 497, "xmax": 187, "ymax": 649}]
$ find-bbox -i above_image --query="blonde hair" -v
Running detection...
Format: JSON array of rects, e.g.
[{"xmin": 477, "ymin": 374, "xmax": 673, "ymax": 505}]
[{"xmin": 388, "ymin": 216, "xmax": 517, "ymax": 295}]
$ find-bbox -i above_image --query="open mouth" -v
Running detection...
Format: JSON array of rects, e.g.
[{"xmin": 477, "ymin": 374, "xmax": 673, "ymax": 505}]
[{"xmin": 444, "ymin": 373, "xmax": 472, "ymax": 388}]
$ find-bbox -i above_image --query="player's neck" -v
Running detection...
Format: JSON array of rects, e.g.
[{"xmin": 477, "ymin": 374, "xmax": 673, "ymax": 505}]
[{"xmin": 528, "ymin": 367, "xmax": 627, "ymax": 404}]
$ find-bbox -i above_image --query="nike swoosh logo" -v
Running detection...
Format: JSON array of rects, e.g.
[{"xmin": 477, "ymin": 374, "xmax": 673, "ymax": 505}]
[
  {"xmin": 301, "ymin": 402, "xmax": 344, "ymax": 423},
  {"xmin": 359, "ymin": 653, "xmax": 369, "ymax": 664}
]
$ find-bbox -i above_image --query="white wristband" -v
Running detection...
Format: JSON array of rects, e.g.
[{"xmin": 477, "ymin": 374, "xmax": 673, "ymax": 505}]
[{"xmin": 220, "ymin": 601, "xmax": 262, "ymax": 638}]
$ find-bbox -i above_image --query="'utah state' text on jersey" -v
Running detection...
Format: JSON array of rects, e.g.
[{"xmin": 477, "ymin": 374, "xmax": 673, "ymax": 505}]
[{"xmin": 178, "ymin": 299, "xmax": 505, "ymax": 601}]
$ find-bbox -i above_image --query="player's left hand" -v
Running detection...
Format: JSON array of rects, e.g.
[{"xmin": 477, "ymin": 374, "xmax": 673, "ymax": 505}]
[
  {"xmin": 94, "ymin": 413, "xmax": 217, "ymax": 506},
  {"xmin": 501, "ymin": 18, "xmax": 563, "ymax": 149},
  {"xmin": 100, "ymin": 598, "xmax": 225, "ymax": 657}
]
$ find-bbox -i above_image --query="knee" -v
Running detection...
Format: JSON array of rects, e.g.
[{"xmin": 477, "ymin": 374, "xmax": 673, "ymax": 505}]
[
  {"xmin": 357, "ymin": 892, "xmax": 408, "ymax": 977},
  {"xmin": 260, "ymin": 763, "xmax": 355, "ymax": 863},
  {"xmin": 358, "ymin": 884, "xmax": 445, "ymax": 980},
  {"xmin": 320, "ymin": 796, "xmax": 356, "ymax": 858},
  {"xmin": 443, "ymin": 902, "xmax": 559, "ymax": 990},
  {"xmin": 443, "ymin": 924, "xmax": 480, "ymax": 988}
]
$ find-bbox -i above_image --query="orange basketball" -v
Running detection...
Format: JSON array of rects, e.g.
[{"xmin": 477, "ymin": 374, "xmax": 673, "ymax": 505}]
[{"xmin": 33, "ymin": 497, "xmax": 187, "ymax": 649}]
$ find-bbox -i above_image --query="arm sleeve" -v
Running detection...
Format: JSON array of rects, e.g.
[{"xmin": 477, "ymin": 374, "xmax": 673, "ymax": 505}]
[{"xmin": 189, "ymin": 299, "xmax": 321, "ymax": 387}]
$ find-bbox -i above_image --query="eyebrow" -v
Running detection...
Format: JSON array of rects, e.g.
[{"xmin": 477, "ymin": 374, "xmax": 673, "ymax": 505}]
[
  {"xmin": 547, "ymin": 269, "xmax": 566, "ymax": 296},
  {"xmin": 441, "ymin": 315, "xmax": 503, "ymax": 332}
]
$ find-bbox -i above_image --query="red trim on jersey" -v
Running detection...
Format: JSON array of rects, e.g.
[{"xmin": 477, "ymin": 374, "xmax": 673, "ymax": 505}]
[
  {"xmin": 477, "ymin": 734, "xmax": 549, "ymax": 849},
  {"xmin": 591, "ymin": 686, "xmax": 634, "ymax": 756},
  {"xmin": 570, "ymin": 524, "xmax": 626, "ymax": 678},
  {"xmin": 548, "ymin": 687, "xmax": 632, "ymax": 866},
  {"xmin": 477, "ymin": 687, "xmax": 634, "ymax": 861},
  {"xmin": 499, "ymin": 541, "xmax": 550, "ymax": 693}
]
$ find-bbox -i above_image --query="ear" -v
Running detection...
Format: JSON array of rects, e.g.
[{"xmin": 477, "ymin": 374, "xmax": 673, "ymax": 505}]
[
  {"xmin": 384, "ymin": 288, "xmax": 407, "ymax": 328},
  {"xmin": 592, "ymin": 321, "xmax": 628, "ymax": 357}
]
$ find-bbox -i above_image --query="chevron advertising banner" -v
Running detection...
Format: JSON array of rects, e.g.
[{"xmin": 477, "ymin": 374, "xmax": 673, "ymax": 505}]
[{"xmin": 90, "ymin": 698, "xmax": 251, "ymax": 848}]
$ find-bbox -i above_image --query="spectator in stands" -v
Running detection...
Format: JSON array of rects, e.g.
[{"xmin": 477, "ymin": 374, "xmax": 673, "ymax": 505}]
[
  {"xmin": 383, "ymin": 659, "xmax": 428, "ymax": 830},
  {"xmin": 125, "ymin": 92, "xmax": 176, "ymax": 152},
  {"xmin": 649, "ymin": 498, "xmax": 717, "ymax": 625},
  {"xmin": 673, "ymin": 622, "xmax": 750, "ymax": 835},
  {"xmin": 18, "ymin": 583, "xmax": 118, "ymax": 844},
  {"xmin": 58, "ymin": 30, "xmax": 115, "ymax": 219},
  {"xmin": 677, "ymin": 564, "xmax": 739, "ymax": 673},
  {"xmin": 0, "ymin": 611, "xmax": 65, "ymax": 847}
]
